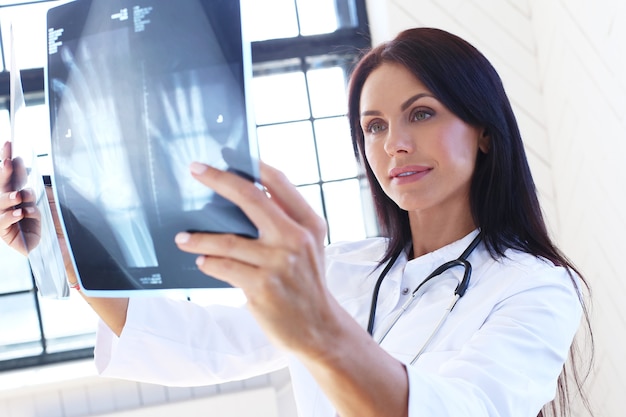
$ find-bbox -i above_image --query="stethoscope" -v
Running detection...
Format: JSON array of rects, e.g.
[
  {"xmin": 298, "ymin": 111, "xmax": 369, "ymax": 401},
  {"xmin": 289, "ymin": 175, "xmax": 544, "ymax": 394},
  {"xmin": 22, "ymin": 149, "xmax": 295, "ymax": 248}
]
[{"xmin": 367, "ymin": 232, "xmax": 482, "ymax": 365}]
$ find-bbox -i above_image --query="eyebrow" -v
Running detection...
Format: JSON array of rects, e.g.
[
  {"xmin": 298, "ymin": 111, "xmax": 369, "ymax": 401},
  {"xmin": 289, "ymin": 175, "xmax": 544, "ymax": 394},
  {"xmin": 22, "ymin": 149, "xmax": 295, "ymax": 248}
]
[
  {"xmin": 400, "ymin": 93, "xmax": 433, "ymax": 111},
  {"xmin": 360, "ymin": 93, "xmax": 434, "ymax": 117}
]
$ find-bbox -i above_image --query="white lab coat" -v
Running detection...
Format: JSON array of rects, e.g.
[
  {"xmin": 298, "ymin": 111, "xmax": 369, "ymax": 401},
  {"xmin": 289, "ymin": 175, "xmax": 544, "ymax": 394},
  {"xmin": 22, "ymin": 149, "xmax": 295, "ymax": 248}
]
[{"xmin": 94, "ymin": 230, "xmax": 582, "ymax": 417}]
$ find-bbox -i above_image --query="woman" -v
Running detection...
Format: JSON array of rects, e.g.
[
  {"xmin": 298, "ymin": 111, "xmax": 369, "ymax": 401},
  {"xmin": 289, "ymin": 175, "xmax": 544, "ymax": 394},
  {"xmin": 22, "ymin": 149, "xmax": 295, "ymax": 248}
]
[{"xmin": 1, "ymin": 28, "xmax": 590, "ymax": 417}]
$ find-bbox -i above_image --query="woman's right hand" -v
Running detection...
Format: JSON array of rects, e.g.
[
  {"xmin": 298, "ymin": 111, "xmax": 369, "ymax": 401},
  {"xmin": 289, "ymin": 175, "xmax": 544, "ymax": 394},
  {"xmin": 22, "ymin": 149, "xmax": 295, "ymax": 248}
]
[{"xmin": 0, "ymin": 141, "xmax": 41, "ymax": 256}]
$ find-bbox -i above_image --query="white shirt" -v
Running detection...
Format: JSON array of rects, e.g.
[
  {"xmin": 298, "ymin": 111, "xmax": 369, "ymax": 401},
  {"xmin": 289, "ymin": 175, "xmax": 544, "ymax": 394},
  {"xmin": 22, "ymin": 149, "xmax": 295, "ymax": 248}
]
[{"xmin": 94, "ymin": 231, "xmax": 582, "ymax": 417}]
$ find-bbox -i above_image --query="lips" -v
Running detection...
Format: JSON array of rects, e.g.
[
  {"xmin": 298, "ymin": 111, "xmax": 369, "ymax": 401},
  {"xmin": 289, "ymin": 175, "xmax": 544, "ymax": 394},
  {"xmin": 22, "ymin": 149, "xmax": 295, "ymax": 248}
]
[{"xmin": 389, "ymin": 165, "xmax": 431, "ymax": 179}]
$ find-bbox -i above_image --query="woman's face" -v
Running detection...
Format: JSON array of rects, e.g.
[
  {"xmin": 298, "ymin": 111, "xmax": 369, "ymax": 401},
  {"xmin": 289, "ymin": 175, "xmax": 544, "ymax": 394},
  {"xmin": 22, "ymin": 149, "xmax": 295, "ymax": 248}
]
[{"xmin": 360, "ymin": 63, "xmax": 488, "ymax": 217}]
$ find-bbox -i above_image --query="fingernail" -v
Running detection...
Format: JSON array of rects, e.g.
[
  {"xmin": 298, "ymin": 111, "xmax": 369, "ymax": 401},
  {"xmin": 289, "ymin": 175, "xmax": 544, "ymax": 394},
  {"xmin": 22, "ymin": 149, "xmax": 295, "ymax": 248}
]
[
  {"xmin": 190, "ymin": 162, "xmax": 208, "ymax": 175},
  {"xmin": 196, "ymin": 256, "xmax": 205, "ymax": 267},
  {"xmin": 175, "ymin": 232, "xmax": 191, "ymax": 244},
  {"xmin": 9, "ymin": 191, "xmax": 17, "ymax": 200},
  {"xmin": 12, "ymin": 208, "xmax": 22, "ymax": 217},
  {"xmin": 25, "ymin": 207, "xmax": 35, "ymax": 214}
]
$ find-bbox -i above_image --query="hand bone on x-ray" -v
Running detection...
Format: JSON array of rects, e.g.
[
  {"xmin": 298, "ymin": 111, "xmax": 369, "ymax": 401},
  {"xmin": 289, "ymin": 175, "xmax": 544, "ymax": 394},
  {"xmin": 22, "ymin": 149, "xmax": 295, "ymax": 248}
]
[
  {"xmin": 54, "ymin": 44, "xmax": 157, "ymax": 268},
  {"xmin": 149, "ymin": 70, "xmax": 245, "ymax": 211}
]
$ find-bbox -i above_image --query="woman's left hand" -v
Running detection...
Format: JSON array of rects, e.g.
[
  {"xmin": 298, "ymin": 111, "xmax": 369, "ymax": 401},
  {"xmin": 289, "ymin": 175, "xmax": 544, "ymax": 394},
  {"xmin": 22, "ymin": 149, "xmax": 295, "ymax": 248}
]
[
  {"xmin": 0, "ymin": 141, "xmax": 41, "ymax": 256},
  {"xmin": 175, "ymin": 161, "xmax": 337, "ymax": 357}
]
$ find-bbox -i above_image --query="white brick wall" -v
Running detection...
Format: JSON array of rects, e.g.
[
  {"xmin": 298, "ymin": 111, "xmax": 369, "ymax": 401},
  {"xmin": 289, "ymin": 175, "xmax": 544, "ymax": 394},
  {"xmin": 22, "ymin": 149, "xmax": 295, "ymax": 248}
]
[
  {"xmin": 529, "ymin": 1, "xmax": 626, "ymax": 416},
  {"xmin": 367, "ymin": 0, "xmax": 625, "ymax": 415}
]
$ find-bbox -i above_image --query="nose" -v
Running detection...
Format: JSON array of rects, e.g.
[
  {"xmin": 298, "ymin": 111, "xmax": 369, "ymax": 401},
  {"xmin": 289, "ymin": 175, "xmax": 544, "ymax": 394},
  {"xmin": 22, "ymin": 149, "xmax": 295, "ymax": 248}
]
[{"xmin": 383, "ymin": 124, "xmax": 414, "ymax": 156}]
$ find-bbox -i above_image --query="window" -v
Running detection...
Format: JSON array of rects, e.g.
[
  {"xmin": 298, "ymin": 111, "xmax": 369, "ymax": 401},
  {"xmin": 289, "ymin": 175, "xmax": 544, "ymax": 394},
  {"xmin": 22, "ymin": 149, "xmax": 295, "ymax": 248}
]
[{"xmin": 0, "ymin": 0, "xmax": 372, "ymax": 371}]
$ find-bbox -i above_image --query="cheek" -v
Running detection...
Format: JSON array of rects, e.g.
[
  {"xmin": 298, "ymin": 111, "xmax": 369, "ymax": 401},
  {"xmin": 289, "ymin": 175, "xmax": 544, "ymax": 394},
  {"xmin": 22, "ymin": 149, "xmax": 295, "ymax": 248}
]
[{"xmin": 437, "ymin": 126, "xmax": 480, "ymax": 168}]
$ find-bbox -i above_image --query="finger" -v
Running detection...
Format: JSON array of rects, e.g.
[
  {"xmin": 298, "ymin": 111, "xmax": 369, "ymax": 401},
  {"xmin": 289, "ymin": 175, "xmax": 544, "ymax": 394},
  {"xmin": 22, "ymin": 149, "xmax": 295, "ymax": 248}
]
[
  {"xmin": 1, "ymin": 141, "xmax": 11, "ymax": 162},
  {"xmin": 0, "ymin": 190, "xmax": 21, "ymax": 211},
  {"xmin": 189, "ymin": 162, "xmax": 297, "ymax": 237},
  {"xmin": 18, "ymin": 215, "xmax": 42, "ymax": 240},
  {"xmin": 259, "ymin": 162, "xmax": 327, "ymax": 241},
  {"xmin": 194, "ymin": 252, "xmax": 293, "ymax": 296},
  {"xmin": 20, "ymin": 188, "xmax": 36, "ymax": 204},
  {"xmin": 194, "ymin": 254, "xmax": 261, "ymax": 290},
  {"xmin": 22, "ymin": 205, "xmax": 41, "ymax": 223},
  {"xmin": 0, "ymin": 208, "xmax": 25, "ymax": 236},
  {"xmin": 175, "ymin": 230, "xmax": 273, "ymax": 267},
  {"xmin": 11, "ymin": 157, "xmax": 28, "ymax": 190}
]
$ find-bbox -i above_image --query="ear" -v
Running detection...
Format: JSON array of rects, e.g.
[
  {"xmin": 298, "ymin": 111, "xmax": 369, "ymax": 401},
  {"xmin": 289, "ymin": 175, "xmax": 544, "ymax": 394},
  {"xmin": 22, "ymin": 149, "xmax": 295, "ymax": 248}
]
[{"xmin": 478, "ymin": 129, "xmax": 490, "ymax": 154}]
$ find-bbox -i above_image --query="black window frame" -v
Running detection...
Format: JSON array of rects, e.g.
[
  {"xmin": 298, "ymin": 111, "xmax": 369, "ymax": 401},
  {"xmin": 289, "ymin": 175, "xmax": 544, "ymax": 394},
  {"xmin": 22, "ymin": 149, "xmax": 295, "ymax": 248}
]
[{"xmin": 0, "ymin": 0, "xmax": 371, "ymax": 372}]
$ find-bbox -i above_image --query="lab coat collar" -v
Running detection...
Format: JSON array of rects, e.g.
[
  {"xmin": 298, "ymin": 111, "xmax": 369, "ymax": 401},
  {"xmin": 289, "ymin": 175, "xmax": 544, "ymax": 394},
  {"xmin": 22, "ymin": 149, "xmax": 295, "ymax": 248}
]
[{"xmin": 405, "ymin": 229, "xmax": 483, "ymax": 290}]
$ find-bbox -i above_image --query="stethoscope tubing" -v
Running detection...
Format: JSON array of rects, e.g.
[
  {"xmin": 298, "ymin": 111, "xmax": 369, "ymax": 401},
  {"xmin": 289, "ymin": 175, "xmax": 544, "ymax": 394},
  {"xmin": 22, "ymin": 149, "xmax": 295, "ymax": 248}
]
[
  {"xmin": 368, "ymin": 233, "xmax": 482, "ymax": 363},
  {"xmin": 410, "ymin": 294, "xmax": 460, "ymax": 365}
]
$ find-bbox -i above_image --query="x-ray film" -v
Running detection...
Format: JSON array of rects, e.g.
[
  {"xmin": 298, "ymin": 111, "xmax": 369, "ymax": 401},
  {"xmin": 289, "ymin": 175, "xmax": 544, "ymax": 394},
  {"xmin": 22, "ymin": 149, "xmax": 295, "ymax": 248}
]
[
  {"xmin": 46, "ymin": 0, "xmax": 259, "ymax": 296},
  {"xmin": 11, "ymin": 25, "xmax": 70, "ymax": 299}
]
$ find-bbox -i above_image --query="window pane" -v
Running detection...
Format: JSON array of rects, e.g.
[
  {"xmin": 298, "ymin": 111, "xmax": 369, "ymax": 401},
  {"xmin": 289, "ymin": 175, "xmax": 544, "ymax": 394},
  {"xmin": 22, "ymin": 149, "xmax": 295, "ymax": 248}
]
[
  {"xmin": 0, "ymin": 1, "xmax": 59, "ymax": 70},
  {"xmin": 323, "ymin": 179, "xmax": 366, "ymax": 242},
  {"xmin": 0, "ymin": 243, "xmax": 32, "ymax": 293},
  {"xmin": 21, "ymin": 104, "xmax": 52, "ymax": 175},
  {"xmin": 296, "ymin": 184, "xmax": 329, "ymax": 244},
  {"xmin": 314, "ymin": 117, "xmax": 357, "ymax": 181},
  {"xmin": 296, "ymin": 0, "xmax": 339, "ymax": 36},
  {"xmin": 241, "ymin": 0, "xmax": 298, "ymax": 42},
  {"xmin": 252, "ymin": 71, "xmax": 310, "ymax": 125},
  {"xmin": 0, "ymin": 103, "xmax": 51, "ymax": 176},
  {"xmin": 296, "ymin": 184, "xmax": 324, "ymax": 218},
  {"xmin": 39, "ymin": 294, "xmax": 98, "ymax": 353},
  {"xmin": 257, "ymin": 121, "xmax": 319, "ymax": 185},
  {"xmin": 298, "ymin": 0, "xmax": 358, "ymax": 36},
  {"xmin": 242, "ymin": 0, "xmax": 358, "ymax": 41},
  {"xmin": 0, "ymin": 109, "xmax": 9, "ymax": 140},
  {"xmin": 307, "ymin": 66, "xmax": 348, "ymax": 118},
  {"xmin": 0, "ymin": 293, "xmax": 43, "ymax": 360}
]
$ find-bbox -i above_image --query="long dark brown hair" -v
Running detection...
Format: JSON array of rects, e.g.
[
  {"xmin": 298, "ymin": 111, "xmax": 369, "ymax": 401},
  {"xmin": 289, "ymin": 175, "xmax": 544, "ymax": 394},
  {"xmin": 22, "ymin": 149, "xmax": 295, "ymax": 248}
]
[{"xmin": 347, "ymin": 27, "xmax": 593, "ymax": 417}]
